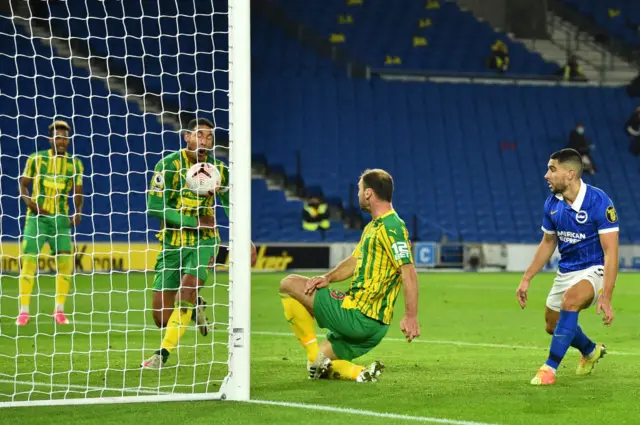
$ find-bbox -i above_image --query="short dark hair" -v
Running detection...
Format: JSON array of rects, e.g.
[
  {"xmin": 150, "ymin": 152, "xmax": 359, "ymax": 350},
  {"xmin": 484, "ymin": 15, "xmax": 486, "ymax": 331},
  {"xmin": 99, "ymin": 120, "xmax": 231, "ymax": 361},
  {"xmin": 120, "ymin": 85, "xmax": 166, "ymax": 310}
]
[
  {"xmin": 360, "ymin": 169, "xmax": 394, "ymax": 202},
  {"xmin": 550, "ymin": 148, "xmax": 583, "ymax": 176},
  {"xmin": 187, "ymin": 118, "xmax": 214, "ymax": 131},
  {"xmin": 48, "ymin": 120, "xmax": 71, "ymax": 138}
]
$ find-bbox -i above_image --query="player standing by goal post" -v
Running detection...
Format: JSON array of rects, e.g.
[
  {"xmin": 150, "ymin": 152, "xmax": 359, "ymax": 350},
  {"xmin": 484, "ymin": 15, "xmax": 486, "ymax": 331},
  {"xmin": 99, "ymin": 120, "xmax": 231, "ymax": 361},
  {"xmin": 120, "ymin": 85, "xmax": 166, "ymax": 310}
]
[
  {"xmin": 141, "ymin": 118, "xmax": 256, "ymax": 369},
  {"xmin": 16, "ymin": 120, "xmax": 84, "ymax": 327}
]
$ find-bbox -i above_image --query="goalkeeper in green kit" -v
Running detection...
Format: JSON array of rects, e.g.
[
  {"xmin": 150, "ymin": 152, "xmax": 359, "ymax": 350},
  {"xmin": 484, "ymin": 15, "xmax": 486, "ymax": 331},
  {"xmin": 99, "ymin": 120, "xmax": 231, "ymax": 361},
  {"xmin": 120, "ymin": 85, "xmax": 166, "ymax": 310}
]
[{"xmin": 141, "ymin": 118, "xmax": 256, "ymax": 369}]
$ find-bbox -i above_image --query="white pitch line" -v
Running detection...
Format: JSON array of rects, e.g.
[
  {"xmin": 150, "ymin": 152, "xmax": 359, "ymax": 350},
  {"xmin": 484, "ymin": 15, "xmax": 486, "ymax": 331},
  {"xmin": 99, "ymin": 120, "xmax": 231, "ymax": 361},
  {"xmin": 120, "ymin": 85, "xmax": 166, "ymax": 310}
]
[
  {"xmin": 0, "ymin": 379, "xmax": 171, "ymax": 396},
  {"xmin": 246, "ymin": 399, "xmax": 504, "ymax": 425},
  {"xmin": 66, "ymin": 321, "xmax": 640, "ymax": 356},
  {"xmin": 0, "ymin": 386, "xmax": 504, "ymax": 424}
]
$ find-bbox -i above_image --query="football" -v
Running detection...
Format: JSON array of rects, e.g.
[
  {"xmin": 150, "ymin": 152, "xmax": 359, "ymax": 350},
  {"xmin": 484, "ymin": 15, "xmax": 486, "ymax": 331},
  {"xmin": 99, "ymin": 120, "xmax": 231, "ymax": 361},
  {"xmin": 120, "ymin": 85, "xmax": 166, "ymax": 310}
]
[{"xmin": 186, "ymin": 162, "xmax": 221, "ymax": 196}]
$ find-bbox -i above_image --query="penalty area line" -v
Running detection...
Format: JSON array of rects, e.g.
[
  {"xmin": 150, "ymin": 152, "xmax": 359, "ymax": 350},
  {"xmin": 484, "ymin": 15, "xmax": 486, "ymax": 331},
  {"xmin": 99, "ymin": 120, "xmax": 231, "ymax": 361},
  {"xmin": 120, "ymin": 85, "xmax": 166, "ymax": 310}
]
[{"xmin": 246, "ymin": 399, "xmax": 504, "ymax": 425}]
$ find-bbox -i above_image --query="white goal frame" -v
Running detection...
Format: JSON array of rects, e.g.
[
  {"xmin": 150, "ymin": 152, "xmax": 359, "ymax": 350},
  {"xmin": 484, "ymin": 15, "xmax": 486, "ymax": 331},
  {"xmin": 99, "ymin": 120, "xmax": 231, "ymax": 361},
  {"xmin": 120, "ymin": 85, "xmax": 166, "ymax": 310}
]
[{"xmin": 0, "ymin": 0, "xmax": 251, "ymax": 408}]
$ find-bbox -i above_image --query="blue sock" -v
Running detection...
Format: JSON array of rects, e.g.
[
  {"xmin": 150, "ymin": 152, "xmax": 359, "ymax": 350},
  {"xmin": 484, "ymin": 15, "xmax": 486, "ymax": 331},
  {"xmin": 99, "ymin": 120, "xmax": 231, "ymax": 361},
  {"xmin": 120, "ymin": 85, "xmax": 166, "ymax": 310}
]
[
  {"xmin": 570, "ymin": 325, "xmax": 596, "ymax": 357},
  {"xmin": 545, "ymin": 310, "xmax": 579, "ymax": 370}
]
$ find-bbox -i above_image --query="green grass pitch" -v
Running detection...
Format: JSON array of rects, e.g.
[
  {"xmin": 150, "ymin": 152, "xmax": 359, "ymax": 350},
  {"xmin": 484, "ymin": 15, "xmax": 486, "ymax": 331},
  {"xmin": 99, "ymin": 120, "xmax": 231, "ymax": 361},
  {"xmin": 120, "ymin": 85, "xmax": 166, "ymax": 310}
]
[{"xmin": 2, "ymin": 272, "xmax": 640, "ymax": 424}]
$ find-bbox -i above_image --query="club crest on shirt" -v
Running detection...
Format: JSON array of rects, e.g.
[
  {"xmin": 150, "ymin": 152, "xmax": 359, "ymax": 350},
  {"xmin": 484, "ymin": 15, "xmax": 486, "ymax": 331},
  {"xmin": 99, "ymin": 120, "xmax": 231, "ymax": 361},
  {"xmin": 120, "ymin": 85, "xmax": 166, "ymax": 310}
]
[
  {"xmin": 330, "ymin": 290, "xmax": 346, "ymax": 300},
  {"xmin": 606, "ymin": 206, "xmax": 618, "ymax": 223},
  {"xmin": 151, "ymin": 172, "xmax": 164, "ymax": 192},
  {"xmin": 575, "ymin": 210, "xmax": 588, "ymax": 224}
]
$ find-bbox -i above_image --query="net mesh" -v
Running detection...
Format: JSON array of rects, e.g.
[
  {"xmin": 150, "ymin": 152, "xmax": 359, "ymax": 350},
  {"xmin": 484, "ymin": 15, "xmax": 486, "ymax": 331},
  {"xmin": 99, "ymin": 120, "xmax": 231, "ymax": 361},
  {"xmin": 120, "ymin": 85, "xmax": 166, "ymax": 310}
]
[{"xmin": 0, "ymin": 0, "xmax": 232, "ymax": 403}]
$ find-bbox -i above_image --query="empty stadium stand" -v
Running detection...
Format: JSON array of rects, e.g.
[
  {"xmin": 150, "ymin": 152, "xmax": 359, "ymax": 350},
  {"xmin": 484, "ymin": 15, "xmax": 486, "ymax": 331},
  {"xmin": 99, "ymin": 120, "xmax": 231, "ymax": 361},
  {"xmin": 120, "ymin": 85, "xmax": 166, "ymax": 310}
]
[
  {"xmin": 559, "ymin": 0, "xmax": 640, "ymax": 47},
  {"xmin": 46, "ymin": 0, "xmax": 230, "ymax": 130},
  {"xmin": 253, "ymin": 74, "xmax": 640, "ymax": 243},
  {"xmin": 2, "ymin": 3, "xmax": 640, "ymax": 246},
  {"xmin": 271, "ymin": 0, "xmax": 558, "ymax": 75},
  {"xmin": 0, "ymin": 9, "xmax": 348, "ymax": 245}
]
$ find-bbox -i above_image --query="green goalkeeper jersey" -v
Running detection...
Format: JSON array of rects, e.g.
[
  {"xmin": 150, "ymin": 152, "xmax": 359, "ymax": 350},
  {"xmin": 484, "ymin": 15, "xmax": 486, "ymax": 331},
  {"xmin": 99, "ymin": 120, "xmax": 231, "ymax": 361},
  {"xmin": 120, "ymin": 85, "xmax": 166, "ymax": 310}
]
[
  {"xmin": 147, "ymin": 149, "xmax": 229, "ymax": 247},
  {"xmin": 23, "ymin": 149, "xmax": 84, "ymax": 218}
]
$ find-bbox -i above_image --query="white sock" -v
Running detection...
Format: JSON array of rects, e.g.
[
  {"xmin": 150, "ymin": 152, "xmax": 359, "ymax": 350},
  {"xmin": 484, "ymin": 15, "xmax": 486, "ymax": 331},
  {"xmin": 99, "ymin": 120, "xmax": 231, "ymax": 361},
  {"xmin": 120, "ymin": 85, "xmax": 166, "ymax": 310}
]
[
  {"xmin": 20, "ymin": 305, "xmax": 29, "ymax": 314},
  {"xmin": 55, "ymin": 304, "xmax": 64, "ymax": 312}
]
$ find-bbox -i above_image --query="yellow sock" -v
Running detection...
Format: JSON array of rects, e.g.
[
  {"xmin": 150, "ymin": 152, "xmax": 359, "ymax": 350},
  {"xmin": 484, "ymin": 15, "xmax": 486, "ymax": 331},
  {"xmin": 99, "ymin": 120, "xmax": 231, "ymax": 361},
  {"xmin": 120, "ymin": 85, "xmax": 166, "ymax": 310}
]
[
  {"xmin": 18, "ymin": 258, "xmax": 37, "ymax": 313},
  {"xmin": 55, "ymin": 254, "xmax": 73, "ymax": 310},
  {"xmin": 281, "ymin": 294, "xmax": 319, "ymax": 363},
  {"xmin": 329, "ymin": 360, "xmax": 365, "ymax": 381},
  {"xmin": 160, "ymin": 305, "xmax": 192, "ymax": 353}
]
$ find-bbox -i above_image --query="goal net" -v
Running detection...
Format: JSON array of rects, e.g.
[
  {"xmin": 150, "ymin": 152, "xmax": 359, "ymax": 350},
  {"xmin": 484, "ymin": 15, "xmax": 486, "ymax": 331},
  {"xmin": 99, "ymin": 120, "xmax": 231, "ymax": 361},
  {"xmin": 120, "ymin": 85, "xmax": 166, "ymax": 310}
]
[{"xmin": 0, "ymin": 0, "xmax": 251, "ymax": 407}]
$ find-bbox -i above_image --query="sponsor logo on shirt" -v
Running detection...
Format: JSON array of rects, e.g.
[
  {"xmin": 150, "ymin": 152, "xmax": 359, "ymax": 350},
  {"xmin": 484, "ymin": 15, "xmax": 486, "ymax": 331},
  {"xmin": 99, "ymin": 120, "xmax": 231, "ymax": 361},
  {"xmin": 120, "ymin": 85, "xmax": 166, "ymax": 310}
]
[{"xmin": 557, "ymin": 231, "xmax": 586, "ymax": 244}]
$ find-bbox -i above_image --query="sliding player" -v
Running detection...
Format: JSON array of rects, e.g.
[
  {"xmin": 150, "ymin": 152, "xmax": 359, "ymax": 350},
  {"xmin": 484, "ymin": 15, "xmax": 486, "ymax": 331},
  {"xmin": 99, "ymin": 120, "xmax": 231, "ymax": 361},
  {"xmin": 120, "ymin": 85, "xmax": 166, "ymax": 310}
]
[{"xmin": 279, "ymin": 169, "xmax": 421, "ymax": 382}]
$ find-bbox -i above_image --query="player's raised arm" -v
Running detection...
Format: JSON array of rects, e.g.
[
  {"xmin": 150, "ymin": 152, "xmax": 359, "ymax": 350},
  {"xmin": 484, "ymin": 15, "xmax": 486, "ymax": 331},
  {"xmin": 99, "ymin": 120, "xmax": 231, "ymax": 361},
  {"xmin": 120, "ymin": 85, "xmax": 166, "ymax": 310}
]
[
  {"xmin": 147, "ymin": 160, "xmax": 212, "ymax": 229},
  {"xmin": 596, "ymin": 202, "xmax": 619, "ymax": 326}
]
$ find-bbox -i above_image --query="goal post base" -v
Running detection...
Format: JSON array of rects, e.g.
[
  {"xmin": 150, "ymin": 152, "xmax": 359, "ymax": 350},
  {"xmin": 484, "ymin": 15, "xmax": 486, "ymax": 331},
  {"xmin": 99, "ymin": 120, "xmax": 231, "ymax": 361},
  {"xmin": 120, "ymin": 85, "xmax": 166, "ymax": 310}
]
[{"xmin": 0, "ymin": 391, "xmax": 227, "ymax": 409}]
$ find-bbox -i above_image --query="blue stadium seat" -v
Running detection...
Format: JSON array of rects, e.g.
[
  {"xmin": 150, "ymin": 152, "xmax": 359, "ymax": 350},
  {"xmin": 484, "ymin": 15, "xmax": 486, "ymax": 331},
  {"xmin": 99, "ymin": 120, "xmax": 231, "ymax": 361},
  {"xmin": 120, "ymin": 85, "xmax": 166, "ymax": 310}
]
[
  {"xmin": 2, "ymin": 8, "xmax": 638, "ymax": 245},
  {"xmin": 252, "ymin": 70, "xmax": 640, "ymax": 243},
  {"xmin": 559, "ymin": 0, "xmax": 640, "ymax": 47},
  {"xmin": 271, "ymin": 0, "xmax": 557, "ymax": 75}
]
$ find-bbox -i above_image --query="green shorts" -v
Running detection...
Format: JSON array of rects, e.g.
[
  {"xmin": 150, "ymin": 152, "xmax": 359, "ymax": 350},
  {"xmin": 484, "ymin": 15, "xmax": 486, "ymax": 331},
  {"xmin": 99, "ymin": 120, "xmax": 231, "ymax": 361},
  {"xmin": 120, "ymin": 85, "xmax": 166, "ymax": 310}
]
[
  {"xmin": 152, "ymin": 241, "xmax": 220, "ymax": 291},
  {"xmin": 22, "ymin": 215, "xmax": 72, "ymax": 256},
  {"xmin": 313, "ymin": 287, "xmax": 389, "ymax": 361}
]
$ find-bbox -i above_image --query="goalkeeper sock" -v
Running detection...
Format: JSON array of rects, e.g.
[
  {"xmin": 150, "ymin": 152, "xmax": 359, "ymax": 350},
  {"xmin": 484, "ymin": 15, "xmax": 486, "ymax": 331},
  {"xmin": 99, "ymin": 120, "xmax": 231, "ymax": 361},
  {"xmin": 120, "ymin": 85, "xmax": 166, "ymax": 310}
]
[
  {"xmin": 545, "ymin": 310, "xmax": 579, "ymax": 371},
  {"xmin": 281, "ymin": 294, "xmax": 319, "ymax": 363},
  {"xmin": 55, "ymin": 254, "xmax": 73, "ymax": 311},
  {"xmin": 330, "ymin": 360, "xmax": 365, "ymax": 381},
  {"xmin": 160, "ymin": 302, "xmax": 193, "ymax": 354},
  {"xmin": 18, "ymin": 258, "xmax": 37, "ymax": 314}
]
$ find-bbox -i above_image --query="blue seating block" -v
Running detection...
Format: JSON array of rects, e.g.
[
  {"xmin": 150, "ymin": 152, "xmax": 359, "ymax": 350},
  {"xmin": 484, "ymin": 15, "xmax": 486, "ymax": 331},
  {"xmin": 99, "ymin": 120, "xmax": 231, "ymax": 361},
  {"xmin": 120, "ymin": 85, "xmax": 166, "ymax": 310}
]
[
  {"xmin": 272, "ymin": 0, "xmax": 557, "ymax": 75},
  {"xmin": 3, "ymin": 7, "xmax": 638, "ymax": 245},
  {"xmin": 253, "ymin": 73, "xmax": 640, "ymax": 243},
  {"xmin": 559, "ymin": 0, "xmax": 640, "ymax": 47}
]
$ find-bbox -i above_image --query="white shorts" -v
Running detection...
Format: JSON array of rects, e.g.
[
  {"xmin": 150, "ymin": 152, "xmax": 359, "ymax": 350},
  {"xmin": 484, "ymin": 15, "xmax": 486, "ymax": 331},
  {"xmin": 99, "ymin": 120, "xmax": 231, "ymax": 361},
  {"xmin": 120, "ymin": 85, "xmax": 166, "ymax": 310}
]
[{"xmin": 546, "ymin": 265, "xmax": 604, "ymax": 312}]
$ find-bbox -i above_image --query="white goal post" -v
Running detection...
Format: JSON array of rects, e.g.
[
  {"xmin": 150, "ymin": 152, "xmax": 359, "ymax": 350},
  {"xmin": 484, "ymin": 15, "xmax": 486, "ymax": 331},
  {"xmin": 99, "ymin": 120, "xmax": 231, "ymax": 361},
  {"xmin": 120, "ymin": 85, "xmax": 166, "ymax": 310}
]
[
  {"xmin": 226, "ymin": 0, "xmax": 252, "ymax": 403},
  {"xmin": 0, "ymin": 0, "xmax": 251, "ymax": 407}
]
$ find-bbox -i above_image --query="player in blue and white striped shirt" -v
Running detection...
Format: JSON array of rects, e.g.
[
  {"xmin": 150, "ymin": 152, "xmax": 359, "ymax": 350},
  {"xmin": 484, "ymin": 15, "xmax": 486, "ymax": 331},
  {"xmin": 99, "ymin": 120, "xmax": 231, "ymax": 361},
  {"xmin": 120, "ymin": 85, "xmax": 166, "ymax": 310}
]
[{"xmin": 516, "ymin": 149, "xmax": 619, "ymax": 386}]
